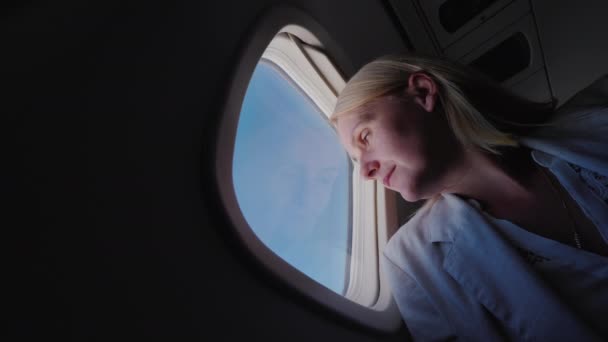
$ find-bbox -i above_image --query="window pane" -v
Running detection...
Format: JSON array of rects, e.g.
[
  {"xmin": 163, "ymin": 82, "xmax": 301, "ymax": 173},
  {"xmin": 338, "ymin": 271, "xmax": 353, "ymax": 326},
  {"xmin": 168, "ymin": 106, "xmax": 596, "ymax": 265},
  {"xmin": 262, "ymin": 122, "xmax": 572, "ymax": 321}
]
[{"xmin": 232, "ymin": 61, "xmax": 352, "ymax": 295}]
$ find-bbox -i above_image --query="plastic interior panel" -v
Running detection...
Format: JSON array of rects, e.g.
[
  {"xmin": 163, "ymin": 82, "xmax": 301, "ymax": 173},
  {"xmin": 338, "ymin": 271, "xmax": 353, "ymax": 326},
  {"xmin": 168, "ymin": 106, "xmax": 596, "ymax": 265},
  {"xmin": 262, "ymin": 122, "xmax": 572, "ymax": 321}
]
[
  {"xmin": 457, "ymin": 14, "xmax": 544, "ymax": 88},
  {"xmin": 418, "ymin": 0, "xmax": 516, "ymax": 49}
]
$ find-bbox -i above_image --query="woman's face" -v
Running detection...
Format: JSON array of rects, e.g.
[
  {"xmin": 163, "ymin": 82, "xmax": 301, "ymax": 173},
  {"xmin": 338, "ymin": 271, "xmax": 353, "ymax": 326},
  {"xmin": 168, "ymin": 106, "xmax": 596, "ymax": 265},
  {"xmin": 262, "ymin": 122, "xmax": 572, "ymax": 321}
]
[{"xmin": 335, "ymin": 74, "xmax": 466, "ymax": 202}]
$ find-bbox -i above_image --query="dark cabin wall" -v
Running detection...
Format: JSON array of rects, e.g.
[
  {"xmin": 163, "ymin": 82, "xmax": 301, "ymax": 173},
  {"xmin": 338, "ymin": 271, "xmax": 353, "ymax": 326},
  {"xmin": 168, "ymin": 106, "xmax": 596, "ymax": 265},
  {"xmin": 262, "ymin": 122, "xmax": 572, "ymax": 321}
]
[
  {"xmin": 531, "ymin": 0, "xmax": 608, "ymax": 104},
  {"xmin": 7, "ymin": 0, "xmax": 410, "ymax": 340}
]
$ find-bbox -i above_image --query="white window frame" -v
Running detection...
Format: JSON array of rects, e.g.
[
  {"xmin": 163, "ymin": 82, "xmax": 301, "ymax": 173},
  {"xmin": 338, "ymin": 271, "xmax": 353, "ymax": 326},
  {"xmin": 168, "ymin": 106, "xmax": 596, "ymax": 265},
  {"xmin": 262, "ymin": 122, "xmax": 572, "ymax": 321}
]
[{"xmin": 215, "ymin": 6, "xmax": 401, "ymax": 333}]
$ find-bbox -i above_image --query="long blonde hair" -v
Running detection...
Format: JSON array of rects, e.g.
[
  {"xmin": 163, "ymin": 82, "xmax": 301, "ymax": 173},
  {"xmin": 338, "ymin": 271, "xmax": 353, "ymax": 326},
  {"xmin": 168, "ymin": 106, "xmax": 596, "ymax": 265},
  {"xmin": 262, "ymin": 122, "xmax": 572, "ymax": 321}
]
[{"xmin": 330, "ymin": 53, "xmax": 556, "ymax": 216}]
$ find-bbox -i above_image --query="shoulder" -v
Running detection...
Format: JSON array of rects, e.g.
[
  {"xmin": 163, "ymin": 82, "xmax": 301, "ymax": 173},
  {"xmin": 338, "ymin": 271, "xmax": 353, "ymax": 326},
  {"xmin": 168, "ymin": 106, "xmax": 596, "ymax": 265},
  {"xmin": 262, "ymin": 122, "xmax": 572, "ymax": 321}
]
[
  {"xmin": 380, "ymin": 195, "xmax": 494, "ymax": 341},
  {"xmin": 382, "ymin": 194, "xmax": 472, "ymax": 274}
]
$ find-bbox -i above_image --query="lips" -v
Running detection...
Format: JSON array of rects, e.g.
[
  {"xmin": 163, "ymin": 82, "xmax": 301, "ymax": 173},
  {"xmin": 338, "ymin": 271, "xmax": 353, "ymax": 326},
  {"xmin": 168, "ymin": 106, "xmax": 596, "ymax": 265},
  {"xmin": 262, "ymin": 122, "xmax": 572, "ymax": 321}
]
[{"xmin": 383, "ymin": 165, "xmax": 396, "ymax": 187}]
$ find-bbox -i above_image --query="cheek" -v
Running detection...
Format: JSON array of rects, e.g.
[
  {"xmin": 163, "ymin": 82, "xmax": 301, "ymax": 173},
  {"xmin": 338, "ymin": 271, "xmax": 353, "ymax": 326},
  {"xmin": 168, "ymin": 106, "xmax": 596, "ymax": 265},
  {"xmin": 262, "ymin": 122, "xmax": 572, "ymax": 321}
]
[
  {"xmin": 380, "ymin": 128, "xmax": 427, "ymax": 168},
  {"xmin": 386, "ymin": 135, "xmax": 452, "ymax": 201},
  {"xmin": 396, "ymin": 145, "xmax": 465, "ymax": 201},
  {"xmin": 392, "ymin": 113, "xmax": 461, "ymax": 170}
]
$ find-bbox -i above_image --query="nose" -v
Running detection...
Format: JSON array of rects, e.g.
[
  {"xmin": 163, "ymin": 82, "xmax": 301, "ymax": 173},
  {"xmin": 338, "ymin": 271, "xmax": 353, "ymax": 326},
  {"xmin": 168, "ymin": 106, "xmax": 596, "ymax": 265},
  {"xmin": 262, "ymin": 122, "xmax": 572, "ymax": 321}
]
[{"xmin": 360, "ymin": 160, "xmax": 381, "ymax": 180}]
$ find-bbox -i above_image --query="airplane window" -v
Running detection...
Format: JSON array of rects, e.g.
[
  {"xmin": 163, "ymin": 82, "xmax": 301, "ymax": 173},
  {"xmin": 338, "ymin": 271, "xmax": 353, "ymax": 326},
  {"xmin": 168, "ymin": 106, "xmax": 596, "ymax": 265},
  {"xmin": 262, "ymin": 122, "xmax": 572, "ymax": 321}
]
[{"xmin": 232, "ymin": 60, "xmax": 352, "ymax": 295}]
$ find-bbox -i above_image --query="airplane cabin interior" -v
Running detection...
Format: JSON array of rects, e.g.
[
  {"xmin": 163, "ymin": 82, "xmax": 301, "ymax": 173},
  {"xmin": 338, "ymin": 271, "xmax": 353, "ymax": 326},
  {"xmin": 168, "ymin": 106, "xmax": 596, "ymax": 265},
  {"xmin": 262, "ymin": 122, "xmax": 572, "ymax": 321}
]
[{"xmin": 8, "ymin": 0, "xmax": 608, "ymax": 340}]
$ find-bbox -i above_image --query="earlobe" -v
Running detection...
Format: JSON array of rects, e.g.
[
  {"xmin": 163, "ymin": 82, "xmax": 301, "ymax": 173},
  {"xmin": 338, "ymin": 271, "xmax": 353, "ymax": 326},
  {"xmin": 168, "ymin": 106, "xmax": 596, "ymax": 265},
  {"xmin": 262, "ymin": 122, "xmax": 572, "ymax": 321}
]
[
  {"xmin": 408, "ymin": 73, "xmax": 438, "ymax": 113},
  {"xmin": 416, "ymin": 88, "xmax": 436, "ymax": 113},
  {"xmin": 422, "ymin": 90, "xmax": 437, "ymax": 113}
]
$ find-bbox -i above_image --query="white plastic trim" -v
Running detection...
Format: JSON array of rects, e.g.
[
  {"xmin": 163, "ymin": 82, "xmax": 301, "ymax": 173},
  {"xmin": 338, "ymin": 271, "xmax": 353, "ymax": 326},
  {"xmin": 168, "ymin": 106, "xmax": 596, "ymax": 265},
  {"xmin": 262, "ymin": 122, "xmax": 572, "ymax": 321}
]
[
  {"xmin": 344, "ymin": 167, "xmax": 379, "ymax": 306},
  {"xmin": 261, "ymin": 34, "xmax": 336, "ymax": 115},
  {"xmin": 300, "ymin": 44, "xmax": 346, "ymax": 98},
  {"xmin": 372, "ymin": 184, "xmax": 400, "ymax": 311}
]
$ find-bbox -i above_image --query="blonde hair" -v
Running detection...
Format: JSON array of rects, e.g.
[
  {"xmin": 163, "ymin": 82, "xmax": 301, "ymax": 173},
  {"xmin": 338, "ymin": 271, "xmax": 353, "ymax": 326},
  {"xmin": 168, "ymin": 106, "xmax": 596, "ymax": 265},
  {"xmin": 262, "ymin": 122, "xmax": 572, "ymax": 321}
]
[{"xmin": 330, "ymin": 53, "xmax": 556, "ymax": 217}]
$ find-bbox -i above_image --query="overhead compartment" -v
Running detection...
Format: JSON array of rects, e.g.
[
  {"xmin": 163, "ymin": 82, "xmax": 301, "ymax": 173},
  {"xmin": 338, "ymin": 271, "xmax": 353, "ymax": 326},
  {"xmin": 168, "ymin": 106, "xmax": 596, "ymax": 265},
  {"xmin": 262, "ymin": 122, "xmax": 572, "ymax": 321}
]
[
  {"xmin": 389, "ymin": 0, "xmax": 552, "ymax": 102},
  {"xmin": 418, "ymin": 0, "xmax": 527, "ymax": 50}
]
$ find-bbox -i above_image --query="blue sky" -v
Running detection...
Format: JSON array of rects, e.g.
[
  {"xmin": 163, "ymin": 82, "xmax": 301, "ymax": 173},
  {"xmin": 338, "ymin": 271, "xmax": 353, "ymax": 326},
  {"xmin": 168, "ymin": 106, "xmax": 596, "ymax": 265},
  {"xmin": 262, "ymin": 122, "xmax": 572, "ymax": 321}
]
[{"xmin": 232, "ymin": 61, "xmax": 351, "ymax": 294}]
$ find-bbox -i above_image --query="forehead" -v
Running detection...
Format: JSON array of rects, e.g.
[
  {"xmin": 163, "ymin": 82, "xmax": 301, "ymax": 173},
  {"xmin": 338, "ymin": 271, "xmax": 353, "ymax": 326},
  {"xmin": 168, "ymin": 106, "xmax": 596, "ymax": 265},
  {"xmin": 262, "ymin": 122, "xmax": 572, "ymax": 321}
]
[
  {"xmin": 337, "ymin": 93, "xmax": 412, "ymax": 131},
  {"xmin": 335, "ymin": 94, "xmax": 398, "ymax": 126},
  {"xmin": 336, "ymin": 108, "xmax": 373, "ymax": 134},
  {"xmin": 336, "ymin": 95, "xmax": 392, "ymax": 128}
]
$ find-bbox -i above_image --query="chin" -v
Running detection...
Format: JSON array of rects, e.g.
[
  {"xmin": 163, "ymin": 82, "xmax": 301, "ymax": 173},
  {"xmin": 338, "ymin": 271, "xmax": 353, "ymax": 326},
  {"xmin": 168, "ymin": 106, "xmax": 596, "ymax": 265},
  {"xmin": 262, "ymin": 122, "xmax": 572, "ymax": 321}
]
[
  {"xmin": 398, "ymin": 190, "xmax": 421, "ymax": 203},
  {"xmin": 398, "ymin": 185, "xmax": 436, "ymax": 203}
]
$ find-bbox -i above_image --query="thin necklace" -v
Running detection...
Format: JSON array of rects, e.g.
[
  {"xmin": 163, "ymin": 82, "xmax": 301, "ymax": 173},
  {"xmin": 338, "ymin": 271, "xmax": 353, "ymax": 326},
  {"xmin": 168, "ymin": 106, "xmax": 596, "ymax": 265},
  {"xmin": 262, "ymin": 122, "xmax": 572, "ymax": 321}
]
[{"xmin": 538, "ymin": 165, "xmax": 583, "ymax": 249}]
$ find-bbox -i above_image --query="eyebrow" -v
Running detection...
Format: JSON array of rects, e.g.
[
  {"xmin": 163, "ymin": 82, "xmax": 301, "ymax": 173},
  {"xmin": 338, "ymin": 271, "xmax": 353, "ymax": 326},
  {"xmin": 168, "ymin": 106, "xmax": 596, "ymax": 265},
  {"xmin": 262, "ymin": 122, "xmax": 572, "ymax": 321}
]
[{"xmin": 349, "ymin": 112, "xmax": 374, "ymax": 164}]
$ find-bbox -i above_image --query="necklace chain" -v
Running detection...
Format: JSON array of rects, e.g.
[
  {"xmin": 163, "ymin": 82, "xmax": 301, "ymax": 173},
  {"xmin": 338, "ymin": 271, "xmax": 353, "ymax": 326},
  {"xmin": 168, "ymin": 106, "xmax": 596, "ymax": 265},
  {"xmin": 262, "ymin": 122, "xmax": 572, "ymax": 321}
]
[{"xmin": 538, "ymin": 165, "xmax": 583, "ymax": 249}]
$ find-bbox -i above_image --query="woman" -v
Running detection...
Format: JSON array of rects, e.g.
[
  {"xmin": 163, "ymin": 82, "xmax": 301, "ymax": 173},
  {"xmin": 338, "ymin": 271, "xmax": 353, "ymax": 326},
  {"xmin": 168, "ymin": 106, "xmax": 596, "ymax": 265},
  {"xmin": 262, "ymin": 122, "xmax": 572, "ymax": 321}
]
[{"xmin": 331, "ymin": 54, "xmax": 608, "ymax": 341}]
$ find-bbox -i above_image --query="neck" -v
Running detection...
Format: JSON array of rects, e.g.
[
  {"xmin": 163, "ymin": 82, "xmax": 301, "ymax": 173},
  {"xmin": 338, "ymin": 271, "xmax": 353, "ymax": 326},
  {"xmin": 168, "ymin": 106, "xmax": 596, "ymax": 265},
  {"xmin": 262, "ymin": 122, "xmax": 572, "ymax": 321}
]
[{"xmin": 440, "ymin": 146, "xmax": 539, "ymax": 215}]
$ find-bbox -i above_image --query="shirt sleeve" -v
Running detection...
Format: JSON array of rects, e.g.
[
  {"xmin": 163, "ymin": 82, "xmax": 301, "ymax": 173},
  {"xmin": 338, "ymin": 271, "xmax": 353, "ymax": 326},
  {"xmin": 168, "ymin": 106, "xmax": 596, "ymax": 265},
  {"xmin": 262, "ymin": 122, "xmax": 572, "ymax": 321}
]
[{"xmin": 381, "ymin": 254, "xmax": 457, "ymax": 342}]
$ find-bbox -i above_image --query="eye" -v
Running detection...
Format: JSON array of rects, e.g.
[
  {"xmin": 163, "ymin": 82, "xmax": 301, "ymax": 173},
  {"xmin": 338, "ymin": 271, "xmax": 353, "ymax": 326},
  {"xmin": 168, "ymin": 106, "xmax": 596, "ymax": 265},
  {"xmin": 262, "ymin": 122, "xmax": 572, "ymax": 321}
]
[{"xmin": 360, "ymin": 129, "xmax": 370, "ymax": 145}]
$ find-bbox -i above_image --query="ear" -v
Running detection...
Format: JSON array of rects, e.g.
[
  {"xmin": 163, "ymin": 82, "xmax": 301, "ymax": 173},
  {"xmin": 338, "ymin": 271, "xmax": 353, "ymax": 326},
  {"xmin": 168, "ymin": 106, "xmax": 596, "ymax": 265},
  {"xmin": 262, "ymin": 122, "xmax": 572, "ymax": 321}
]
[{"xmin": 405, "ymin": 72, "xmax": 438, "ymax": 113}]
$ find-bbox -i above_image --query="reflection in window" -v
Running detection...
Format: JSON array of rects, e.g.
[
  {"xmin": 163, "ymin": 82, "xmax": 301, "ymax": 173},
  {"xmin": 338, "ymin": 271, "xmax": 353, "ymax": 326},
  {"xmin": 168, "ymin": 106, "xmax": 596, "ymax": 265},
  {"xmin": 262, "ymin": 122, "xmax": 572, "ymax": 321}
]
[{"xmin": 232, "ymin": 61, "xmax": 352, "ymax": 294}]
